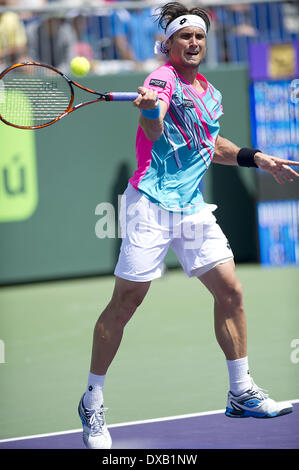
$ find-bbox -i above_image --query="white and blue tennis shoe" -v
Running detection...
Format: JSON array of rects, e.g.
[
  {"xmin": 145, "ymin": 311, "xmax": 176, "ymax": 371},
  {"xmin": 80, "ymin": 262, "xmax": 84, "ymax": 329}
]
[
  {"xmin": 225, "ymin": 380, "xmax": 293, "ymax": 418},
  {"xmin": 78, "ymin": 394, "xmax": 112, "ymax": 449}
]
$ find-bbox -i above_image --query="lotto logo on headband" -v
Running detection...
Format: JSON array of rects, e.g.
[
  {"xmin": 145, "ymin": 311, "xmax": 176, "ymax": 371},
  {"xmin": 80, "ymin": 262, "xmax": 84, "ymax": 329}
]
[
  {"xmin": 154, "ymin": 14, "xmax": 207, "ymax": 56},
  {"xmin": 165, "ymin": 15, "xmax": 207, "ymax": 41}
]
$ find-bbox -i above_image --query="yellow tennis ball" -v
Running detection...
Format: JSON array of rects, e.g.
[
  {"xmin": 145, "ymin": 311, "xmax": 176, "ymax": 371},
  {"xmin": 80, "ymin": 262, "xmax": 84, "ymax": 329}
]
[{"xmin": 70, "ymin": 57, "xmax": 90, "ymax": 77}]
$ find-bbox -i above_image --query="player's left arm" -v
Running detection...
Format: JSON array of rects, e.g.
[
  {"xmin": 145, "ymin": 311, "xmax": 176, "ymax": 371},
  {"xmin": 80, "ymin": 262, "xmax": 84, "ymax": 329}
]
[
  {"xmin": 213, "ymin": 135, "xmax": 240, "ymax": 165},
  {"xmin": 213, "ymin": 135, "xmax": 299, "ymax": 184}
]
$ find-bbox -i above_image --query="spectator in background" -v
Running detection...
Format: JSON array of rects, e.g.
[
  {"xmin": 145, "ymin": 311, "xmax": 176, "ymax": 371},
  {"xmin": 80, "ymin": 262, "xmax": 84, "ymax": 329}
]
[
  {"xmin": 112, "ymin": 2, "xmax": 164, "ymax": 70},
  {"xmin": 0, "ymin": 0, "xmax": 28, "ymax": 69},
  {"xmin": 26, "ymin": 14, "xmax": 77, "ymax": 73},
  {"xmin": 213, "ymin": 3, "xmax": 257, "ymax": 63},
  {"xmin": 227, "ymin": 4, "xmax": 257, "ymax": 38},
  {"xmin": 282, "ymin": 1, "xmax": 299, "ymax": 38},
  {"xmin": 70, "ymin": 12, "xmax": 94, "ymax": 62}
]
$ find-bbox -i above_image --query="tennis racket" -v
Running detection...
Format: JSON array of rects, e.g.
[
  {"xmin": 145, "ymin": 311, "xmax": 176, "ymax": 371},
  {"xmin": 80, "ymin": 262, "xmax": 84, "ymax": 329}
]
[{"xmin": 0, "ymin": 62, "xmax": 139, "ymax": 130}]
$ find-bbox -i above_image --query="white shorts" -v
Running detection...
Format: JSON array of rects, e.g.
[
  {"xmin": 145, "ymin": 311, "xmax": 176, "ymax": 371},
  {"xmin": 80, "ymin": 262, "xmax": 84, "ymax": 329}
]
[{"xmin": 114, "ymin": 184, "xmax": 234, "ymax": 282}]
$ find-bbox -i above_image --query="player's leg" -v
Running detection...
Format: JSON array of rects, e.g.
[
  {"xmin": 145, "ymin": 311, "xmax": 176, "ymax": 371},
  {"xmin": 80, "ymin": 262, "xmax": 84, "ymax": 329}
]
[
  {"xmin": 198, "ymin": 259, "xmax": 251, "ymax": 395},
  {"xmin": 171, "ymin": 207, "xmax": 243, "ymax": 361},
  {"xmin": 198, "ymin": 258, "xmax": 247, "ymax": 361},
  {"xmin": 79, "ymin": 185, "xmax": 171, "ymax": 448},
  {"xmin": 198, "ymin": 259, "xmax": 293, "ymax": 418},
  {"xmin": 172, "ymin": 206, "xmax": 293, "ymax": 419},
  {"xmin": 78, "ymin": 276, "xmax": 151, "ymax": 449},
  {"xmin": 90, "ymin": 276, "xmax": 151, "ymax": 376}
]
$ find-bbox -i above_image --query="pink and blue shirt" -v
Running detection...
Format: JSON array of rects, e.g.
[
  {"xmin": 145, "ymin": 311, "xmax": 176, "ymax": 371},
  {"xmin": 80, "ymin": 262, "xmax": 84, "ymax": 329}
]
[{"xmin": 129, "ymin": 62, "xmax": 224, "ymax": 214}]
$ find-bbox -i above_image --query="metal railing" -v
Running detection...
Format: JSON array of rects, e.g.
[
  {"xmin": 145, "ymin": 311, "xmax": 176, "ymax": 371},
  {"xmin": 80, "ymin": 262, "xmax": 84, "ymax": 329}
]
[{"xmin": 0, "ymin": 1, "xmax": 298, "ymax": 74}]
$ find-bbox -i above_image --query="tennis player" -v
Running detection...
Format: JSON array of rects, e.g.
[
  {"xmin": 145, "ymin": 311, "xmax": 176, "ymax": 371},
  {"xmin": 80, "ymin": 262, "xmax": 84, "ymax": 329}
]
[{"xmin": 78, "ymin": 2, "xmax": 297, "ymax": 449}]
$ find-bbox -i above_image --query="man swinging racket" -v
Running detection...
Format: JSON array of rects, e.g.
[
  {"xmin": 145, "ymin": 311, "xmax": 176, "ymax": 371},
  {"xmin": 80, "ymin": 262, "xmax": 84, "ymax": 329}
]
[{"xmin": 78, "ymin": 2, "xmax": 298, "ymax": 449}]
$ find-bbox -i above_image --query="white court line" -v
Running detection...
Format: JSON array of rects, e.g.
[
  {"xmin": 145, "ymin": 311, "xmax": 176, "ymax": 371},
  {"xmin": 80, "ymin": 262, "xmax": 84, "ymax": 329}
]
[
  {"xmin": 1, "ymin": 398, "xmax": 298, "ymax": 444},
  {"xmin": 0, "ymin": 409, "xmax": 223, "ymax": 443}
]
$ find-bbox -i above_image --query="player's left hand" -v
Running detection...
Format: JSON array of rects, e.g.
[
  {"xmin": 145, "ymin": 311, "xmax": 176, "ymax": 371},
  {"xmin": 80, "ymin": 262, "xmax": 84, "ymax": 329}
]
[{"xmin": 254, "ymin": 152, "xmax": 299, "ymax": 184}]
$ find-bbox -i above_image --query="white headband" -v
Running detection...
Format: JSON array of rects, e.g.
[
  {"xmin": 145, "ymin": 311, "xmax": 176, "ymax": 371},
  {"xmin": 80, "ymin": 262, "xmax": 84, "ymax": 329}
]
[{"xmin": 154, "ymin": 15, "xmax": 207, "ymax": 55}]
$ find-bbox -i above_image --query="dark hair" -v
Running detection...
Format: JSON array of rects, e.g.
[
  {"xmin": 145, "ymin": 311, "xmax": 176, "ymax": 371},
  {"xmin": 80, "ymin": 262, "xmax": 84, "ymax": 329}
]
[{"xmin": 157, "ymin": 2, "xmax": 210, "ymax": 33}]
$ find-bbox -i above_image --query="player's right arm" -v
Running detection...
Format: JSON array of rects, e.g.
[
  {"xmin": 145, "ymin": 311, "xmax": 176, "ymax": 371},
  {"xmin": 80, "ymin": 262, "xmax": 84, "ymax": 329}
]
[{"xmin": 134, "ymin": 86, "xmax": 168, "ymax": 141}]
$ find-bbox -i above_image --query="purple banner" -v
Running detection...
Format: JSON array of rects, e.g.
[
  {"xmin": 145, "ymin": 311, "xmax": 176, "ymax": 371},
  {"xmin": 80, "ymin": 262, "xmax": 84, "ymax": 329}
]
[{"xmin": 249, "ymin": 41, "xmax": 299, "ymax": 81}]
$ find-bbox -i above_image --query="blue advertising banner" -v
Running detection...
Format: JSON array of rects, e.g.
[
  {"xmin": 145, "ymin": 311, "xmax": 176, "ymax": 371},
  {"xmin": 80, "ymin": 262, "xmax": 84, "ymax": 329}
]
[
  {"xmin": 257, "ymin": 200, "xmax": 299, "ymax": 266},
  {"xmin": 248, "ymin": 42, "xmax": 299, "ymax": 267},
  {"xmin": 249, "ymin": 79, "xmax": 299, "ymax": 160}
]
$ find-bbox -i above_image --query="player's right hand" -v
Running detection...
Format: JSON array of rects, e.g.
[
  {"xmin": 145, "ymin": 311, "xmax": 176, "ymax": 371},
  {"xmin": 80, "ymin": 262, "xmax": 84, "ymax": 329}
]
[{"xmin": 133, "ymin": 87, "xmax": 158, "ymax": 110}]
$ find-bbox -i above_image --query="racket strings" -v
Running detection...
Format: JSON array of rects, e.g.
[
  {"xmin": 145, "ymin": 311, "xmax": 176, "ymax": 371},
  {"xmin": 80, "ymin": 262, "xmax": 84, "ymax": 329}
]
[{"xmin": 0, "ymin": 65, "xmax": 72, "ymax": 127}]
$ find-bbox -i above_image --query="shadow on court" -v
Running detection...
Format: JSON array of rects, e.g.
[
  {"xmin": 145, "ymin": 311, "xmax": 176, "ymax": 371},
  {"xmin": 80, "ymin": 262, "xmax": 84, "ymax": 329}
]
[{"xmin": 0, "ymin": 403, "xmax": 298, "ymax": 449}]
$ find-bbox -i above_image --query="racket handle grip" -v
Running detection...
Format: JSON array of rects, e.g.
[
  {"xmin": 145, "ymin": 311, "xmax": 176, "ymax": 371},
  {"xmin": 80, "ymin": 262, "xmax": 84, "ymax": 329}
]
[{"xmin": 107, "ymin": 92, "xmax": 139, "ymax": 102}]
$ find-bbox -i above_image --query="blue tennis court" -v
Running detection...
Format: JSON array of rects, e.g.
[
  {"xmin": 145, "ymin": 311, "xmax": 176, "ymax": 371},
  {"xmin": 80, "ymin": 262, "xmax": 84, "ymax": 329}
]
[{"xmin": 0, "ymin": 402, "xmax": 298, "ymax": 449}]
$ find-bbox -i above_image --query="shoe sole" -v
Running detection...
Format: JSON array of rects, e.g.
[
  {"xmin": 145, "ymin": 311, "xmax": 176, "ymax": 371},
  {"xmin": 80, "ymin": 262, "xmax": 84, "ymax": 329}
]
[{"xmin": 225, "ymin": 406, "xmax": 293, "ymax": 419}]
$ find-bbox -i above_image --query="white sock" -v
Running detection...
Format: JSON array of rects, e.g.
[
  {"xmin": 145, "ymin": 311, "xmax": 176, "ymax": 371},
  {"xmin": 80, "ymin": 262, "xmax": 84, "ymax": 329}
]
[
  {"xmin": 84, "ymin": 372, "xmax": 106, "ymax": 409},
  {"xmin": 226, "ymin": 356, "xmax": 252, "ymax": 396}
]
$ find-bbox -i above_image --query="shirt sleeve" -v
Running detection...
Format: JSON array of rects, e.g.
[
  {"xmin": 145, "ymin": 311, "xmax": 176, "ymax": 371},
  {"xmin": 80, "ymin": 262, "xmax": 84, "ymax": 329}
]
[{"xmin": 143, "ymin": 65, "xmax": 176, "ymax": 108}]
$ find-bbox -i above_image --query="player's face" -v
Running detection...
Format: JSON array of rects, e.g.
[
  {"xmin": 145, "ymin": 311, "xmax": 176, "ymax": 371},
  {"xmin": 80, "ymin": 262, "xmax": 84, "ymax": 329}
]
[{"xmin": 166, "ymin": 27, "xmax": 207, "ymax": 69}]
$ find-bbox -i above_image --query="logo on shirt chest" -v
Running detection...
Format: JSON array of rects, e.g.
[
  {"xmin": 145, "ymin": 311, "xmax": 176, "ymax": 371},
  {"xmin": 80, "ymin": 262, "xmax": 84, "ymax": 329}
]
[
  {"xmin": 183, "ymin": 99, "xmax": 195, "ymax": 108},
  {"xmin": 149, "ymin": 79, "xmax": 167, "ymax": 88}
]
